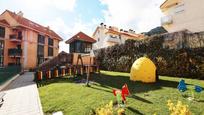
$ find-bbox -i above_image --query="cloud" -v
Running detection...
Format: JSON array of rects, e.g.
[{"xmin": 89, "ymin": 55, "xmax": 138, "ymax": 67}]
[
  {"xmin": 99, "ymin": 0, "xmax": 165, "ymax": 32},
  {"xmin": 46, "ymin": 17, "xmax": 101, "ymax": 52}
]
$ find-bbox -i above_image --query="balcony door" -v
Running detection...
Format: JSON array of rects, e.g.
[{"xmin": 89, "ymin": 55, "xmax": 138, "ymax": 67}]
[{"xmin": 0, "ymin": 40, "xmax": 4, "ymax": 67}]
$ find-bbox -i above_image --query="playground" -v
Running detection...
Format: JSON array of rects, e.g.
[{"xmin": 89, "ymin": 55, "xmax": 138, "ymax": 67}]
[{"xmin": 38, "ymin": 71, "xmax": 204, "ymax": 115}]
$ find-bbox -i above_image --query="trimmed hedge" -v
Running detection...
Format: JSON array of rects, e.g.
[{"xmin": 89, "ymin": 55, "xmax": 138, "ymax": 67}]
[{"xmin": 94, "ymin": 30, "xmax": 204, "ymax": 79}]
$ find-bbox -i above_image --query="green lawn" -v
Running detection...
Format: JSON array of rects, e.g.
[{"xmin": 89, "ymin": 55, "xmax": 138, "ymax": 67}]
[
  {"xmin": 38, "ymin": 71, "xmax": 204, "ymax": 115},
  {"xmin": 0, "ymin": 66, "xmax": 21, "ymax": 85}
]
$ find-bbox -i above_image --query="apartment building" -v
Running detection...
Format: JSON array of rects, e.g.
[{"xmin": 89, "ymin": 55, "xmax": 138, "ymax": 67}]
[
  {"xmin": 92, "ymin": 23, "xmax": 144, "ymax": 49},
  {"xmin": 0, "ymin": 10, "xmax": 62, "ymax": 69},
  {"xmin": 160, "ymin": 0, "xmax": 204, "ymax": 32}
]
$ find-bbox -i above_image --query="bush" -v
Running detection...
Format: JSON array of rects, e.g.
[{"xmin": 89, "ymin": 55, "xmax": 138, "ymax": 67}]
[{"xmin": 95, "ymin": 31, "xmax": 204, "ymax": 79}]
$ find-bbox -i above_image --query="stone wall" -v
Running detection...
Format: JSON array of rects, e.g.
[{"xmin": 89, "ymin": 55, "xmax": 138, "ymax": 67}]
[{"xmin": 94, "ymin": 30, "xmax": 204, "ymax": 79}]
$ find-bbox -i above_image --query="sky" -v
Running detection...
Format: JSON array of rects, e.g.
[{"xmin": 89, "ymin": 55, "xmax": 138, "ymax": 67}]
[{"xmin": 0, "ymin": 0, "xmax": 165, "ymax": 53}]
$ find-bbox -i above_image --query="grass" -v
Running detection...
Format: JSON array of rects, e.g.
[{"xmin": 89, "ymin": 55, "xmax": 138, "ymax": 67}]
[
  {"xmin": 38, "ymin": 71, "xmax": 204, "ymax": 115},
  {"xmin": 0, "ymin": 65, "xmax": 21, "ymax": 85}
]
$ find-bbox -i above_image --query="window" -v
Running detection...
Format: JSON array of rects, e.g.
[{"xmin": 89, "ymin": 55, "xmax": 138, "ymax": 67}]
[
  {"xmin": 38, "ymin": 34, "xmax": 45, "ymax": 44},
  {"xmin": 37, "ymin": 45, "xmax": 44, "ymax": 57},
  {"xmin": 48, "ymin": 37, "xmax": 53, "ymax": 46},
  {"xmin": 37, "ymin": 45, "xmax": 44, "ymax": 65},
  {"xmin": 0, "ymin": 40, "xmax": 4, "ymax": 67},
  {"xmin": 48, "ymin": 47, "xmax": 53, "ymax": 56},
  {"xmin": 17, "ymin": 45, "xmax": 21, "ymax": 49},
  {"xmin": 0, "ymin": 26, "xmax": 5, "ymax": 38},
  {"xmin": 37, "ymin": 57, "xmax": 44, "ymax": 65},
  {"xmin": 85, "ymin": 44, "xmax": 92, "ymax": 53},
  {"xmin": 175, "ymin": 4, "xmax": 185, "ymax": 14},
  {"xmin": 18, "ymin": 31, "xmax": 22, "ymax": 40},
  {"xmin": 76, "ymin": 42, "xmax": 81, "ymax": 52}
]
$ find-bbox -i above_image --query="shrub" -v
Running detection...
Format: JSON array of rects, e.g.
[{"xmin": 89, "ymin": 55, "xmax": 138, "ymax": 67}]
[
  {"xmin": 94, "ymin": 101, "xmax": 125, "ymax": 115},
  {"xmin": 95, "ymin": 31, "xmax": 204, "ymax": 79},
  {"xmin": 167, "ymin": 100, "xmax": 191, "ymax": 115}
]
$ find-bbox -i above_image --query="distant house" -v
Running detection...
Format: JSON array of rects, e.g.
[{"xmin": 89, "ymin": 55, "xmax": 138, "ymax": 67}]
[
  {"xmin": 160, "ymin": 0, "xmax": 204, "ymax": 32},
  {"xmin": 0, "ymin": 10, "xmax": 62, "ymax": 69},
  {"xmin": 65, "ymin": 32, "xmax": 96, "ymax": 53},
  {"xmin": 92, "ymin": 23, "xmax": 144, "ymax": 49}
]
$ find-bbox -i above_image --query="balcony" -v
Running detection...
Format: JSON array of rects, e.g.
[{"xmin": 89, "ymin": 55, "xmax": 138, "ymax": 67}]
[
  {"xmin": 105, "ymin": 35, "xmax": 121, "ymax": 43},
  {"xmin": 8, "ymin": 48, "xmax": 22, "ymax": 57},
  {"xmin": 161, "ymin": 15, "xmax": 173, "ymax": 25},
  {"xmin": 9, "ymin": 34, "xmax": 22, "ymax": 42}
]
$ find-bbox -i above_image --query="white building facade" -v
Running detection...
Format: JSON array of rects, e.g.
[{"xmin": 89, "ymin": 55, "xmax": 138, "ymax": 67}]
[
  {"xmin": 92, "ymin": 23, "xmax": 143, "ymax": 50},
  {"xmin": 160, "ymin": 0, "xmax": 204, "ymax": 33}
]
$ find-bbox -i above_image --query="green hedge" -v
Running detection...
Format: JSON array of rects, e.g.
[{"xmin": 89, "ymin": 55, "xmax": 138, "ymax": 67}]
[
  {"xmin": 94, "ymin": 31, "xmax": 204, "ymax": 79},
  {"xmin": 0, "ymin": 65, "xmax": 21, "ymax": 85}
]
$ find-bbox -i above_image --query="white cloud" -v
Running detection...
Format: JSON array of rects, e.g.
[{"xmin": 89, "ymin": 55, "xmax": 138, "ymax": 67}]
[
  {"xmin": 99, "ymin": 0, "xmax": 165, "ymax": 32},
  {"xmin": 46, "ymin": 17, "xmax": 101, "ymax": 53}
]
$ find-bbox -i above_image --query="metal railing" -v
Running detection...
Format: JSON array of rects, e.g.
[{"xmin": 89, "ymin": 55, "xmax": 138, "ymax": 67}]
[{"xmin": 8, "ymin": 48, "xmax": 22, "ymax": 57}]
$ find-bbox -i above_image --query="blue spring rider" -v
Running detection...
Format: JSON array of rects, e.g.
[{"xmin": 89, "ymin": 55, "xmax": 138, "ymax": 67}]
[
  {"xmin": 195, "ymin": 85, "xmax": 203, "ymax": 93},
  {"xmin": 177, "ymin": 79, "xmax": 187, "ymax": 92}
]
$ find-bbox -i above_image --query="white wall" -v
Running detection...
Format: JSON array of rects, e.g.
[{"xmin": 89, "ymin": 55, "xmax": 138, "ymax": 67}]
[
  {"xmin": 163, "ymin": 0, "xmax": 204, "ymax": 33},
  {"xmin": 93, "ymin": 26, "xmax": 131, "ymax": 50}
]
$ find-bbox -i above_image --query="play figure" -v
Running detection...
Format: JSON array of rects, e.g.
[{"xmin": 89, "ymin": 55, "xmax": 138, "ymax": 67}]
[
  {"xmin": 195, "ymin": 85, "xmax": 202, "ymax": 93},
  {"xmin": 177, "ymin": 79, "xmax": 187, "ymax": 92},
  {"xmin": 113, "ymin": 84, "xmax": 130, "ymax": 107}
]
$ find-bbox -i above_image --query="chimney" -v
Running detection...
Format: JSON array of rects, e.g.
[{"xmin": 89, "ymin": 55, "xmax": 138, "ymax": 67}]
[
  {"xmin": 104, "ymin": 25, "xmax": 106, "ymax": 28},
  {"xmin": 47, "ymin": 26, "xmax": 50, "ymax": 30},
  {"xmin": 100, "ymin": 22, "xmax": 104, "ymax": 26},
  {"xmin": 17, "ymin": 11, "xmax": 23, "ymax": 17}
]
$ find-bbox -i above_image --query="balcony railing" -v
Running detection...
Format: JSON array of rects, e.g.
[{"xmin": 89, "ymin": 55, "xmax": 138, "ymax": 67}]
[
  {"xmin": 161, "ymin": 15, "xmax": 173, "ymax": 25},
  {"xmin": 105, "ymin": 36, "xmax": 121, "ymax": 43},
  {"xmin": 9, "ymin": 34, "xmax": 22, "ymax": 42},
  {"xmin": 8, "ymin": 48, "xmax": 22, "ymax": 57}
]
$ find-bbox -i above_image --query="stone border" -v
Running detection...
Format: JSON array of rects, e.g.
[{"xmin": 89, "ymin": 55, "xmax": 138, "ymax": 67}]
[{"xmin": 0, "ymin": 74, "xmax": 20, "ymax": 91}]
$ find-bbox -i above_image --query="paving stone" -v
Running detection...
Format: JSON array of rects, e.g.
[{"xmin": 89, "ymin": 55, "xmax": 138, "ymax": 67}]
[{"xmin": 0, "ymin": 72, "xmax": 43, "ymax": 115}]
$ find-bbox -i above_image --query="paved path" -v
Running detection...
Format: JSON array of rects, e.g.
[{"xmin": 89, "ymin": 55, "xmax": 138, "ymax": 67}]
[{"xmin": 0, "ymin": 72, "xmax": 43, "ymax": 115}]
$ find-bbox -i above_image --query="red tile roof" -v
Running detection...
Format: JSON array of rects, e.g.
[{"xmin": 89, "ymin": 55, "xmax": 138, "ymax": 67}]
[
  {"xmin": 106, "ymin": 28, "xmax": 143, "ymax": 38},
  {"xmin": 65, "ymin": 31, "xmax": 96, "ymax": 44},
  {"xmin": 5, "ymin": 10, "xmax": 62, "ymax": 41}
]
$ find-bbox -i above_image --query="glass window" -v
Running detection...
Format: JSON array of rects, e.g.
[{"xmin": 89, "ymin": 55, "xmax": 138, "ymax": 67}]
[
  {"xmin": 85, "ymin": 44, "xmax": 92, "ymax": 53},
  {"xmin": 48, "ymin": 47, "xmax": 53, "ymax": 56},
  {"xmin": 48, "ymin": 37, "xmax": 53, "ymax": 46},
  {"xmin": 37, "ymin": 57, "xmax": 44, "ymax": 65},
  {"xmin": 0, "ymin": 40, "xmax": 4, "ymax": 67},
  {"xmin": 76, "ymin": 42, "xmax": 81, "ymax": 52},
  {"xmin": 37, "ymin": 45, "xmax": 44, "ymax": 57},
  {"xmin": 38, "ymin": 34, "xmax": 45, "ymax": 44},
  {"xmin": 175, "ymin": 4, "xmax": 185, "ymax": 14},
  {"xmin": 0, "ymin": 26, "xmax": 5, "ymax": 38}
]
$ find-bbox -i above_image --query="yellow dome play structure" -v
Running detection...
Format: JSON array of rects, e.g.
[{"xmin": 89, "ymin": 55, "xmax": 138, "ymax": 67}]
[{"xmin": 130, "ymin": 57, "xmax": 157, "ymax": 83}]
